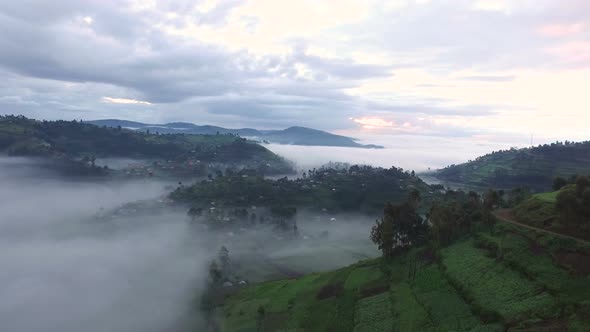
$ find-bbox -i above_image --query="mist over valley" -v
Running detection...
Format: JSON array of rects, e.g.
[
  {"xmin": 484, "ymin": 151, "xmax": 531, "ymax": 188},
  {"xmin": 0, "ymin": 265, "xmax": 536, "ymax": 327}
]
[{"xmin": 1, "ymin": 1, "xmax": 590, "ymax": 330}]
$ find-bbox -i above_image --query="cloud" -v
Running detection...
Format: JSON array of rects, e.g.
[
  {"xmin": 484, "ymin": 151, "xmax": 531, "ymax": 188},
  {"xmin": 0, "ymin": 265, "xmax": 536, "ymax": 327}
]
[
  {"xmin": 457, "ymin": 75, "xmax": 516, "ymax": 82},
  {"xmin": 538, "ymin": 22, "xmax": 586, "ymax": 38},
  {"xmin": 0, "ymin": 0, "xmax": 589, "ymax": 141},
  {"xmin": 0, "ymin": 158, "xmax": 211, "ymax": 332},
  {"xmin": 352, "ymin": 117, "xmax": 394, "ymax": 129},
  {"xmin": 103, "ymin": 97, "xmax": 152, "ymax": 105},
  {"xmin": 547, "ymin": 41, "xmax": 590, "ymax": 68}
]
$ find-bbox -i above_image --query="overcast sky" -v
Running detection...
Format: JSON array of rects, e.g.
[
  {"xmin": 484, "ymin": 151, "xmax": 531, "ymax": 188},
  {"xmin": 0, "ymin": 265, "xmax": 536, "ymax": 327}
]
[{"xmin": 1, "ymin": 0, "xmax": 589, "ymax": 143}]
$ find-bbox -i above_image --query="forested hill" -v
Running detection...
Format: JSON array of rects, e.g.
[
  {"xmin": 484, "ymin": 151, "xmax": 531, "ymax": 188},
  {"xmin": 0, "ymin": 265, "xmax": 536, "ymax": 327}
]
[
  {"xmin": 171, "ymin": 165, "xmax": 434, "ymax": 215},
  {"xmin": 0, "ymin": 115, "xmax": 293, "ymax": 174},
  {"xmin": 88, "ymin": 119, "xmax": 383, "ymax": 149},
  {"xmin": 434, "ymin": 141, "xmax": 590, "ymax": 191}
]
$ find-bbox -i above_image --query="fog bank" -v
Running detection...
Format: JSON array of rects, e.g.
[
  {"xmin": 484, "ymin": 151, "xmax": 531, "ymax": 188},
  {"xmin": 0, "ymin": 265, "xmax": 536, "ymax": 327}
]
[
  {"xmin": 0, "ymin": 157, "xmax": 387, "ymax": 331},
  {"xmin": 266, "ymin": 134, "xmax": 521, "ymax": 172},
  {"xmin": 0, "ymin": 157, "xmax": 209, "ymax": 332}
]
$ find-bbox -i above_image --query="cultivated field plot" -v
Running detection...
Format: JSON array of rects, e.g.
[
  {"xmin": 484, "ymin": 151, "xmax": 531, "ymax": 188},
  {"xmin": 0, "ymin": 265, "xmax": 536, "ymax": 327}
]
[{"xmin": 218, "ymin": 224, "xmax": 590, "ymax": 331}]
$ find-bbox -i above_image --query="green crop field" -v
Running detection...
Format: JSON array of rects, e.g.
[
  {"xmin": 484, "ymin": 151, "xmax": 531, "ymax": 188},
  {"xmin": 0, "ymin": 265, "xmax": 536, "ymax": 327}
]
[
  {"xmin": 213, "ymin": 221, "xmax": 590, "ymax": 331},
  {"xmin": 441, "ymin": 240, "xmax": 556, "ymax": 322},
  {"xmin": 353, "ymin": 292, "xmax": 393, "ymax": 332},
  {"xmin": 512, "ymin": 196, "xmax": 557, "ymax": 227}
]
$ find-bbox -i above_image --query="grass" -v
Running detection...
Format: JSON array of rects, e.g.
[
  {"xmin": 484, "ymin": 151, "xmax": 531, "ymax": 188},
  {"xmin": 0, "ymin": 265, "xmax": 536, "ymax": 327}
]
[
  {"xmin": 512, "ymin": 196, "xmax": 556, "ymax": 228},
  {"xmin": 344, "ymin": 265, "xmax": 384, "ymax": 291},
  {"xmin": 353, "ymin": 292, "xmax": 393, "ymax": 332},
  {"xmin": 534, "ymin": 191, "xmax": 559, "ymax": 203},
  {"xmin": 475, "ymin": 230, "xmax": 590, "ymax": 304},
  {"xmin": 217, "ymin": 223, "xmax": 590, "ymax": 331},
  {"xmin": 221, "ymin": 256, "xmax": 487, "ymax": 331},
  {"xmin": 390, "ymin": 282, "xmax": 435, "ymax": 331},
  {"xmin": 441, "ymin": 240, "xmax": 556, "ymax": 322},
  {"xmin": 512, "ymin": 186, "xmax": 590, "ymax": 242},
  {"xmin": 412, "ymin": 265, "xmax": 480, "ymax": 330}
]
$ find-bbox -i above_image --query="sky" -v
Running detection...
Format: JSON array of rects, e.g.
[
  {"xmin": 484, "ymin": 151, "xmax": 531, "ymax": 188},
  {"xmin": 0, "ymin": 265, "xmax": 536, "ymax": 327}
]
[{"xmin": 1, "ymin": 0, "xmax": 589, "ymax": 144}]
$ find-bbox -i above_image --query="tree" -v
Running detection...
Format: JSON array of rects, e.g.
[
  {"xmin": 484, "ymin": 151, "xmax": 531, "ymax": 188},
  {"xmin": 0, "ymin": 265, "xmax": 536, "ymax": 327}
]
[
  {"xmin": 218, "ymin": 246, "xmax": 230, "ymax": 273},
  {"xmin": 208, "ymin": 261, "xmax": 222, "ymax": 285},
  {"xmin": 270, "ymin": 206, "xmax": 297, "ymax": 229},
  {"xmin": 407, "ymin": 189, "xmax": 421, "ymax": 209},
  {"xmin": 256, "ymin": 306, "xmax": 266, "ymax": 332},
  {"xmin": 556, "ymin": 187, "xmax": 579, "ymax": 226},
  {"xmin": 370, "ymin": 215, "xmax": 394, "ymax": 257},
  {"xmin": 429, "ymin": 202, "xmax": 458, "ymax": 247},
  {"xmin": 582, "ymin": 188, "xmax": 590, "ymax": 219},
  {"xmin": 576, "ymin": 176, "xmax": 590, "ymax": 196},
  {"xmin": 370, "ymin": 192, "xmax": 426, "ymax": 257},
  {"xmin": 553, "ymin": 177, "xmax": 568, "ymax": 191},
  {"xmin": 506, "ymin": 187, "xmax": 531, "ymax": 207},
  {"xmin": 188, "ymin": 207, "xmax": 203, "ymax": 221},
  {"xmin": 483, "ymin": 189, "xmax": 500, "ymax": 211}
]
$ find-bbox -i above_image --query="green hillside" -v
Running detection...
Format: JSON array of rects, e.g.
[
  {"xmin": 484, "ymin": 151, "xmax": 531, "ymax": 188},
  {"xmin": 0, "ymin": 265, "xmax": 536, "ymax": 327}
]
[
  {"xmin": 512, "ymin": 193, "xmax": 558, "ymax": 228},
  {"xmin": 171, "ymin": 165, "xmax": 434, "ymax": 215},
  {"xmin": 0, "ymin": 115, "xmax": 293, "ymax": 175},
  {"xmin": 435, "ymin": 141, "xmax": 590, "ymax": 191},
  {"xmin": 512, "ymin": 178, "xmax": 590, "ymax": 242},
  {"xmin": 213, "ymin": 222, "xmax": 590, "ymax": 331}
]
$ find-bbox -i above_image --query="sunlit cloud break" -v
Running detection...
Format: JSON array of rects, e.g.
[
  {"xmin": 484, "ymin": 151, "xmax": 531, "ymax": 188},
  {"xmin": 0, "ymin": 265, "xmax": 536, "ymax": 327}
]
[
  {"xmin": 102, "ymin": 97, "xmax": 152, "ymax": 105},
  {"xmin": 352, "ymin": 117, "xmax": 394, "ymax": 129}
]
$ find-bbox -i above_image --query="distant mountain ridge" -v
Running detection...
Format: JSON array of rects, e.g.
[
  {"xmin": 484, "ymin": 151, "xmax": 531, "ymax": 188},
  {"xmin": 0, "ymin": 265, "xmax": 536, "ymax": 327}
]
[{"xmin": 87, "ymin": 119, "xmax": 383, "ymax": 149}]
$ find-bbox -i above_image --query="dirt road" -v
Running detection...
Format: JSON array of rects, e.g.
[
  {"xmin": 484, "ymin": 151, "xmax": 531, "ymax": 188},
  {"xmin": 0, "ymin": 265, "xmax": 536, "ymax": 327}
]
[{"xmin": 493, "ymin": 209, "xmax": 590, "ymax": 246}]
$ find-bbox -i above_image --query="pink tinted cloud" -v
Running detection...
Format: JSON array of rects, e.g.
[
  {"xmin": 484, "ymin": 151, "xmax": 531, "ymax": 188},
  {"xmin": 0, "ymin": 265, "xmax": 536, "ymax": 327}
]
[
  {"xmin": 538, "ymin": 22, "xmax": 585, "ymax": 38},
  {"xmin": 351, "ymin": 117, "xmax": 419, "ymax": 132},
  {"xmin": 548, "ymin": 41, "xmax": 590, "ymax": 65},
  {"xmin": 352, "ymin": 117, "xmax": 394, "ymax": 129}
]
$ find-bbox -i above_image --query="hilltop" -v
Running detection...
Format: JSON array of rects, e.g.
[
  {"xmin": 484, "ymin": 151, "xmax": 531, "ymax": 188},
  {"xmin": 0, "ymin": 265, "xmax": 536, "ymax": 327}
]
[
  {"xmin": 434, "ymin": 141, "xmax": 590, "ymax": 191},
  {"xmin": 88, "ymin": 119, "xmax": 383, "ymax": 149},
  {"xmin": 0, "ymin": 115, "xmax": 293, "ymax": 177},
  {"xmin": 509, "ymin": 176, "xmax": 590, "ymax": 242},
  {"xmin": 170, "ymin": 164, "xmax": 434, "ymax": 216}
]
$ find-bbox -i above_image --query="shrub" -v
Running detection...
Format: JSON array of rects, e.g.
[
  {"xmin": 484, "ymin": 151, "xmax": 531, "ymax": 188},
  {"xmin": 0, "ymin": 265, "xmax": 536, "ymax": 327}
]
[{"xmin": 316, "ymin": 282, "xmax": 344, "ymax": 300}]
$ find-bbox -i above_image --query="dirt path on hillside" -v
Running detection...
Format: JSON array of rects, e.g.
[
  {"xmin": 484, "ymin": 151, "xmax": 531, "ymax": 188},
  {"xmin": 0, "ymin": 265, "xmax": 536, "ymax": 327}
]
[{"xmin": 493, "ymin": 209, "xmax": 590, "ymax": 246}]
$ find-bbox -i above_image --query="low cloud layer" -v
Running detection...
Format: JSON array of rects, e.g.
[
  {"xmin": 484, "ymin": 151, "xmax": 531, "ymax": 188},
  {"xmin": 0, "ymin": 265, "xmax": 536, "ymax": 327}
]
[
  {"xmin": 0, "ymin": 158, "xmax": 209, "ymax": 332},
  {"xmin": 265, "ymin": 133, "xmax": 522, "ymax": 173},
  {"xmin": 0, "ymin": 157, "xmax": 387, "ymax": 331}
]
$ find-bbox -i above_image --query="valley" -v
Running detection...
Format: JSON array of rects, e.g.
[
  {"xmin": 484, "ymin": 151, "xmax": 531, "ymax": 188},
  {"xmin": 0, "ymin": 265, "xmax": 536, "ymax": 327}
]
[{"xmin": 1, "ymin": 117, "xmax": 589, "ymax": 332}]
